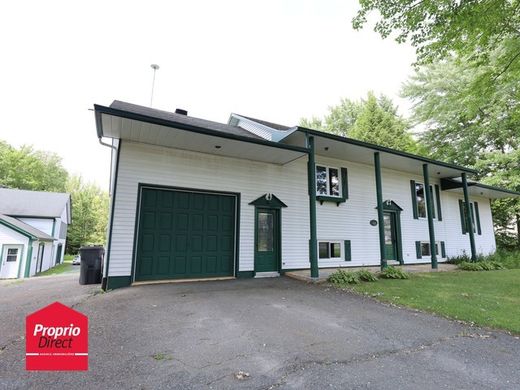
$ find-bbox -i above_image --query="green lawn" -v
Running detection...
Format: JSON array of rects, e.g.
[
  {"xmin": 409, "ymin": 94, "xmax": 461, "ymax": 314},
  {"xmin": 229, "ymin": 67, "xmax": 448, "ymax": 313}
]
[
  {"xmin": 37, "ymin": 259, "xmax": 74, "ymax": 276},
  {"xmin": 347, "ymin": 269, "xmax": 520, "ymax": 334}
]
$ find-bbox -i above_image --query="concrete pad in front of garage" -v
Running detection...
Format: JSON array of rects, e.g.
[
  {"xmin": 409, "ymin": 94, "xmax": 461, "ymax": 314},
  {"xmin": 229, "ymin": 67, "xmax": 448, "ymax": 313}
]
[{"xmin": 0, "ymin": 276, "xmax": 519, "ymax": 389}]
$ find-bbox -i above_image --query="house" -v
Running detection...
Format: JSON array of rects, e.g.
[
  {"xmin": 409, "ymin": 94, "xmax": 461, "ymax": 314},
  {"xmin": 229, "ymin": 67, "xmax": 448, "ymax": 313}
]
[
  {"xmin": 0, "ymin": 189, "xmax": 71, "ymax": 279},
  {"xmin": 94, "ymin": 101, "xmax": 520, "ymax": 290}
]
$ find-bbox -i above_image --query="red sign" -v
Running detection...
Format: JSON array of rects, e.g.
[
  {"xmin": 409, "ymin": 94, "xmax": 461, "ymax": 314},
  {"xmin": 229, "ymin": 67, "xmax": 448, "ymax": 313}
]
[{"xmin": 26, "ymin": 301, "xmax": 88, "ymax": 371}]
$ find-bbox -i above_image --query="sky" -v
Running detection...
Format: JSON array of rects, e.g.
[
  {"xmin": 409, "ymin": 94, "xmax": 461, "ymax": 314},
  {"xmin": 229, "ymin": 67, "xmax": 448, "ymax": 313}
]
[{"xmin": 0, "ymin": 0, "xmax": 416, "ymax": 189}]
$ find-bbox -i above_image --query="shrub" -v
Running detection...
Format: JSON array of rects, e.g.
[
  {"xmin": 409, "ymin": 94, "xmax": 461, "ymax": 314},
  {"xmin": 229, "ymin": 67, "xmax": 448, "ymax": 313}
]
[
  {"xmin": 328, "ymin": 270, "xmax": 360, "ymax": 285},
  {"xmin": 379, "ymin": 266, "xmax": 410, "ymax": 279},
  {"xmin": 458, "ymin": 261, "xmax": 506, "ymax": 271},
  {"xmin": 458, "ymin": 261, "xmax": 483, "ymax": 271},
  {"xmin": 356, "ymin": 269, "xmax": 378, "ymax": 282}
]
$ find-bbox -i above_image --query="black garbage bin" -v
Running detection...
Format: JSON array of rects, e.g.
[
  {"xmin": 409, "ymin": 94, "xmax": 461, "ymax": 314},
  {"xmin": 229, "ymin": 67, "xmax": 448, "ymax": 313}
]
[{"xmin": 79, "ymin": 246, "xmax": 104, "ymax": 285}]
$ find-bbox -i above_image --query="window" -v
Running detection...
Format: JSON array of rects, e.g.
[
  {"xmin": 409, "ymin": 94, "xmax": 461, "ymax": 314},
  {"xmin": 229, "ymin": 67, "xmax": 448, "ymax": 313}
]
[
  {"xmin": 319, "ymin": 241, "xmax": 342, "ymax": 259},
  {"xmin": 6, "ymin": 248, "xmax": 18, "ymax": 262},
  {"xmin": 316, "ymin": 165, "xmax": 341, "ymax": 197},
  {"xmin": 411, "ymin": 181, "xmax": 440, "ymax": 220},
  {"xmin": 458, "ymin": 200, "xmax": 482, "ymax": 235},
  {"xmin": 419, "ymin": 242, "xmax": 440, "ymax": 257}
]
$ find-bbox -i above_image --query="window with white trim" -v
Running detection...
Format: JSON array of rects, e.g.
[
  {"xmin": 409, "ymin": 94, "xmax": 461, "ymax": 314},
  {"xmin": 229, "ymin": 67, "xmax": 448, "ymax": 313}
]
[
  {"xmin": 316, "ymin": 165, "xmax": 341, "ymax": 197},
  {"xmin": 318, "ymin": 241, "xmax": 342, "ymax": 259},
  {"xmin": 420, "ymin": 241, "xmax": 440, "ymax": 257}
]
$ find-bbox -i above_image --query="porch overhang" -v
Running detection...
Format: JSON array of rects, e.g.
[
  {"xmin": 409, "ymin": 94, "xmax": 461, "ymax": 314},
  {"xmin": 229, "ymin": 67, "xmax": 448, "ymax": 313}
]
[
  {"xmin": 440, "ymin": 178, "xmax": 520, "ymax": 199},
  {"xmin": 282, "ymin": 128, "xmax": 477, "ymax": 178},
  {"xmin": 94, "ymin": 105, "xmax": 308, "ymax": 165}
]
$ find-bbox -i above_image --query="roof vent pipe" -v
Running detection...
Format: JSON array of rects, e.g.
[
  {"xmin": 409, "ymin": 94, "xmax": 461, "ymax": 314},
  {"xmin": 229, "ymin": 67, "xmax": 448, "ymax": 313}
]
[{"xmin": 175, "ymin": 108, "xmax": 188, "ymax": 115}]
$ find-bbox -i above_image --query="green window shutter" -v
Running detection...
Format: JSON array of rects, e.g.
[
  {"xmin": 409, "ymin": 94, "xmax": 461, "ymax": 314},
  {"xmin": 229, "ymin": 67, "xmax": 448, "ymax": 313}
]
[
  {"xmin": 440, "ymin": 241, "xmax": 446, "ymax": 258},
  {"xmin": 341, "ymin": 168, "xmax": 348, "ymax": 199},
  {"xmin": 458, "ymin": 199, "xmax": 467, "ymax": 234},
  {"xmin": 435, "ymin": 185, "xmax": 442, "ymax": 221},
  {"xmin": 344, "ymin": 240, "xmax": 351, "ymax": 261},
  {"xmin": 474, "ymin": 202, "xmax": 482, "ymax": 235},
  {"xmin": 410, "ymin": 180, "xmax": 418, "ymax": 219},
  {"xmin": 415, "ymin": 241, "xmax": 422, "ymax": 259}
]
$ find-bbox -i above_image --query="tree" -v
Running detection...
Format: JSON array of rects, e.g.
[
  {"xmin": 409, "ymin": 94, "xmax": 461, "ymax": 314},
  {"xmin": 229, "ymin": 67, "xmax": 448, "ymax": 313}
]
[
  {"xmin": 65, "ymin": 175, "xmax": 109, "ymax": 254},
  {"xmin": 402, "ymin": 59, "xmax": 520, "ymax": 248},
  {"xmin": 0, "ymin": 141, "xmax": 68, "ymax": 192},
  {"xmin": 300, "ymin": 92, "xmax": 420, "ymax": 153}
]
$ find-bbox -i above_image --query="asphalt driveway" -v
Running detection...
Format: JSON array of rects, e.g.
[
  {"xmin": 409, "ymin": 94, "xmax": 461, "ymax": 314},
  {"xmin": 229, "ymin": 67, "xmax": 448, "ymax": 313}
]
[{"xmin": 1, "ymin": 275, "xmax": 519, "ymax": 389}]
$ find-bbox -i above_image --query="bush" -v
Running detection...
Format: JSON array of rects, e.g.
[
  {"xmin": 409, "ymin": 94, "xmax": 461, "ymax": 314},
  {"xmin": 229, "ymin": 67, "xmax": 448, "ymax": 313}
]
[
  {"xmin": 356, "ymin": 269, "xmax": 378, "ymax": 282},
  {"xmin": 328, "ymin": 270, "xmax": 360, "ymax": 285},
  {"xmin": 379, "ymin": 266, "xmax": 410, "ymax": 279},
  {"xmin": 458, "ymin": 260, "xmax": 506, "ymax": 271}
]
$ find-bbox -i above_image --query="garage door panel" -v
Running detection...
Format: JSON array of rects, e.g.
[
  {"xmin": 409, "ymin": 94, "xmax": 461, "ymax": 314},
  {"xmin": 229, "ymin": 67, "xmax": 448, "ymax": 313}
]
[{"xmin": 135, "ymin": 188, "xmax": 236, "ymax": 281}]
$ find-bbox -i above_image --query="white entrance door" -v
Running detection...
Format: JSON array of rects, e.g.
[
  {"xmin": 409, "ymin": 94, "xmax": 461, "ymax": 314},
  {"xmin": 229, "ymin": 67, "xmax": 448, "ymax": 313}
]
[{"xmin": 0, "ymin": 245, "xmax": 23, "ymax": 279}]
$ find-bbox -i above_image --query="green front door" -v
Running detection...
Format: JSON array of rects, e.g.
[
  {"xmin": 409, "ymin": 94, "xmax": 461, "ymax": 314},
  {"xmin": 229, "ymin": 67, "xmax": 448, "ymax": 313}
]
[
  {"xmin": 254, "ymin": 208, "xmax": 279, "ymax": 272},
  {"xmin": 383, "ymin": 212, "xmax": 397, "ymax": 260},
  {"xmin": 135, "ymin": 188, "xmax": 236, "ymax": 281}
]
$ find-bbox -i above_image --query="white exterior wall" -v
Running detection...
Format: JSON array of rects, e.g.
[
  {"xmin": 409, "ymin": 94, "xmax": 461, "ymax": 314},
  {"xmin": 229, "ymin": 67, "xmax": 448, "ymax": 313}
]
[
  {"xmin": 0, "ymin": 224, "xmax": 29, "ymax": 278},
  {"xmin": 29, "ymin": 241, "xmax": 54, "ymax": 276},
  {"xmin": 109, "ymin": 141, "xmax": 498, "ymax": 277},
  {"xmin": 109, "ymin": 141, "xmax": 310, "ymax": 277},
  {"xmin": 18, "ymin": 218, "xmax": 54, "ymax": 236}
]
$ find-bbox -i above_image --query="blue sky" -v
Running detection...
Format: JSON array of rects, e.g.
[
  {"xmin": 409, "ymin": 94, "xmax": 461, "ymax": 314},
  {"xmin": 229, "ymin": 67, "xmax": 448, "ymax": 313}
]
[{"xmin": 0, "ymin": 0, "xmax": 415, "ymax": 188}]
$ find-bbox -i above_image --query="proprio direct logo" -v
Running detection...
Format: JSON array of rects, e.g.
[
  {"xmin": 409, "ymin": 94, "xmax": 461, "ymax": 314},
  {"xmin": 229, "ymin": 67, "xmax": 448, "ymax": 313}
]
[{"xmin": 26, "ymin": 302, "xmax": 88, "ymax": 371}]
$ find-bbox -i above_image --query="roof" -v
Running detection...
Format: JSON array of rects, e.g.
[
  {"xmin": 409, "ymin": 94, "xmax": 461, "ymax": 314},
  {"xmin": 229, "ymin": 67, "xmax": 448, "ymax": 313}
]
[
  {"xmin": 0, "ymin": 214, "xmax": 55, "ymax": 241},
  {"xmin": 0, "ymin": 188, "xmax": 71, "ymax": 220},
  {"xmin": 233, "ymin": 114, "xmax": 293, "ymax": 131},
  {"xmin": 440, "ymin": 178, "xmax": 520, "ymax": 199},
  {"xmin": 109, "ymin": 101, "xmax": 262, "ymax": 140}
]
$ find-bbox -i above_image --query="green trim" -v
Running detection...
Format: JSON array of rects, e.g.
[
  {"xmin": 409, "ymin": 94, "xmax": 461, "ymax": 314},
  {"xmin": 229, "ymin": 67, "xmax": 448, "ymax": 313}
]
[
  {"xmin": 423, "ymin": 164, "xmax": 437, "ymax": 269},
  {"xmin": 106, "ymin": 276, "xmax": 131, "ymax": 290},
  {"xmin": 103, "ymin": 140, "xmax": 122, "ymax": 291},
  {"xmin": 470, "ymin": 203, "xmax": 476, "ymax": 233},
  {"xmin": 440, "ymin": 241, "xmax": 446, "ymax": 258},
  {"xmin": 16, "ymin": 245, "xmax": 25, "ymax": 278},
  {"xmin": 307, "ymin": 135, "xmax": 318, "ymax": 278},
  {"xmin": 458, "ymin": 199, "xmax": 467, "ymax": 234},
  {"xmin": 316, "ymin": 195, "xmax": 347, "ymax": 206},
  {"xmin": 462, "ymin": 173, "xmax": 477, "ymax": 261},
  {"xmin": 410, "ymin": 180, "xmax": 418, "ymax": 219},
  {"xmin": 429, "ymin": 185, "xmax": 436, "ymax": 219},
  {"xmin": 435, "ymin": 184, "xmax": 443, "ymax": 221},
  {"xmin": 51, "ymin": 219, "xmax": 56, "ymax": 237},
  {"xmin": 344, "ymin": 240, "xmax": 351, "ymax": 261},
  {"xmin": 253, "ymin": 208, "xmax": 281, "ymax": 273},
  {"xmin": 473, "ymin": 182, "xmax": 520, "ymax": 196},
  {"xmin": 249, "ymin": 194, "xmax": 287, "ymax": 209},
  {"xmin": 341, "ymin": 167, "xmax": 349, "ymax": 199},
  {"xmin": 415, "ymin": 241, "xmax": 422, "ymax": 259},
  {"xmin": 237, "ymin": 271, "xmax": 255, "ymax": 278},
  {"xmin": 95, "ymin": 104, "xmax": 310, "ymax": 155},
  {"xmin": 474, "ymin": 202, "xmax": 482, "ymax": 235},
  {"xmin": 24, "ymin": 239, "xmax": 34, "ymax": 277},
  {"xmin": 374, "ymin": 152, "xmax": 387, "ymax": 270},
  {"xmin": 298, "ymin": 127, "xmax": 477, "ymax": 174},
  {"xmin": 0, "ymin": 219, "xmax": 37, "ymax": 240}
]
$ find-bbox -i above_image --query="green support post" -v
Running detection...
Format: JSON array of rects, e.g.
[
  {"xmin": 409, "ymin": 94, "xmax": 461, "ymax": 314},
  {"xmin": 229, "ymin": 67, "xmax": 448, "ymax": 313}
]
[
  {"xmin": 24, "ymin": 239, "xmax": 34, "ymax": 278},
  {"xmin": 307, "ymin": 135, "xmax": 319, "ymax": 278},
  {"xmin": 423, "ymin": 164, "xmax": 438, "ymax": 269},
  {"xmin": 374, "ymin": 152, "xmax": 387, "ymax": 271},
  {"xmin": 461, "ymin": 172, "xmax": 477, "ymax": 261}
]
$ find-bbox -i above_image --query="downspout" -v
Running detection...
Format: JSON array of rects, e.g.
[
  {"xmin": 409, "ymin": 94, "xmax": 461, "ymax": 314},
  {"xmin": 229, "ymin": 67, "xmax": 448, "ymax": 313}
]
[
  {"xmin": 98, "ymin": 137, "xmax": 119, "ymax": 290},
  {"xmin": 374, "ymin": 152, "xmax": 387, "ymax": 270},
  {"xmin": 423, "ymin": 164, "xmax": 437, "ymax": 269},
  {"xmin": 461, "ymin": 173, "xmax": 477, "ymax": 261},
  {"xmin": 306, "ymin": 134, "xmax": 319, "ymax": 278}
]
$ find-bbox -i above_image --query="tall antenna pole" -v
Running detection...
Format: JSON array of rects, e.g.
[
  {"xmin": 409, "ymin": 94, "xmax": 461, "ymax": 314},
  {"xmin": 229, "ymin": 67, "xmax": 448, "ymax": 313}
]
[{"xmin": 150, "ymin": 64, "xmax": 160, "ymax": 107}]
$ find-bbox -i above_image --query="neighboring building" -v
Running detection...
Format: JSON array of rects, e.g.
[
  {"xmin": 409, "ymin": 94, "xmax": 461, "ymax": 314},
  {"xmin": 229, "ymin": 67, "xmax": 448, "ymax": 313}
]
[
  {"xmin": 94, "ymin": 101, "xmax": 520, "ymax": 290},
  {"xmin": 0, "ymin": 189, "xmax": 71, "ymax": 279}
]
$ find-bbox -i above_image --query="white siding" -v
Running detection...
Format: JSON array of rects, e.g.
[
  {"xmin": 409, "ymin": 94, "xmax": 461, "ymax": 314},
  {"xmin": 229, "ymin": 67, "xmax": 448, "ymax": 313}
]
[
  {"xmin": 0, "ymin": 224, "xmax": 29, "ymax": 278},
  {"xmin": 18, "ymin": 218, "xmax": 54, "ymax": 236},
  {"xmin": 109, "ymin": 142, "xmax": 499, "ymax": 277},
  {"xmin": 109, "ymin": 141, "xmax": 309, "ymax": 277}
]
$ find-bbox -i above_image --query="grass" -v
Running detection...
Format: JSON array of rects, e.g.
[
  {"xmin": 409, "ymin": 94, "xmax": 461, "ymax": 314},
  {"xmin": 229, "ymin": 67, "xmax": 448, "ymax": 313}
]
[
  {"xmin": 346, "ymin": 269, "xmax": 520, "ymax": 334},
  {"xmin": 37, "ymin": 260, "xmax": 74, "ymax": 276},
  {"xmin": 64, "ymin": 254, "xmax": 75, "ymax": 261}
]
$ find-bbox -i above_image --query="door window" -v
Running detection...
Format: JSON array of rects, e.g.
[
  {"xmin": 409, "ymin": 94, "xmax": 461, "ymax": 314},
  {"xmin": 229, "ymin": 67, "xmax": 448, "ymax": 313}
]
[
  {"xmin": 384, "ymin": 214, "xmax": 393, "ymax": 244},
  {"xmin": 6, "ymin": 248, "xmax": 18, "ymax": 262},
  {"xmin": 257, "ymin": 212, "xmax": 274, "ymax": 252}
]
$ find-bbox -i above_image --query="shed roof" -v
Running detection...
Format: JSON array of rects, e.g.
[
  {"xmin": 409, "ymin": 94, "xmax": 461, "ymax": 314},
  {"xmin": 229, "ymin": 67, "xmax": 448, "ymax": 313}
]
[
  {"xmin": 0, "ymin": 188, "xmax": 71, "ymax": 221},
  {"xmin": 0, "ymin": 214, "xmax": 55, "ymax": 241}
]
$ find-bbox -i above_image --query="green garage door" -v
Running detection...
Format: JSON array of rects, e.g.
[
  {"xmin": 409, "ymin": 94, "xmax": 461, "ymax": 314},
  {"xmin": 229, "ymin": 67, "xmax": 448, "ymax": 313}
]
[{"xmin": 135, "ymin": 187, "xmax": 236, "ymax": 281}]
